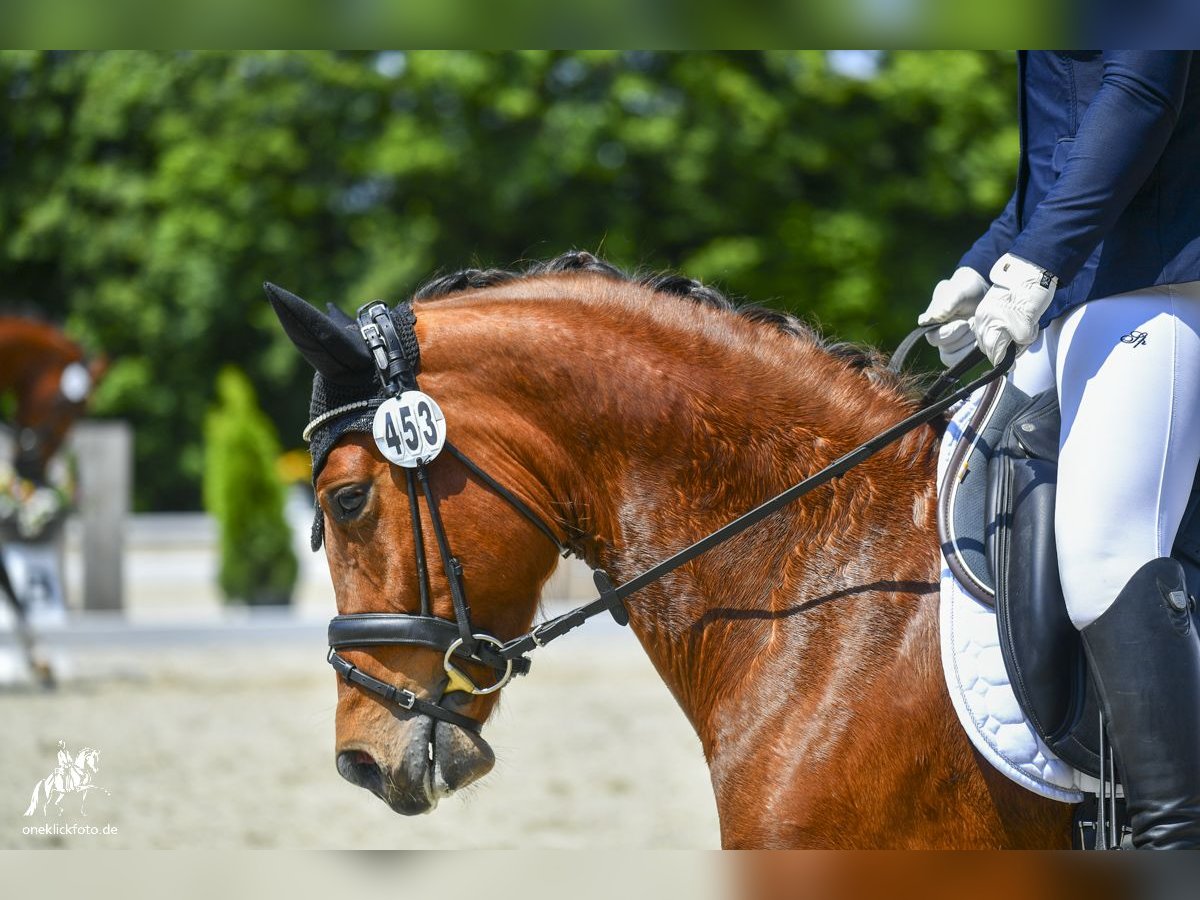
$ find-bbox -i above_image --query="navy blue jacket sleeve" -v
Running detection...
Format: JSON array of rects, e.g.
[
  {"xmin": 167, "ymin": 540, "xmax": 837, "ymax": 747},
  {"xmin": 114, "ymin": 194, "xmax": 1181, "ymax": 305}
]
[
  {"xmin": 1010, "ymin": 51, "xmax": 1192, "ymax": 283},
  {"xmin": 958, "ymin": 187, "xmax": 1019, "ymax": 279}
]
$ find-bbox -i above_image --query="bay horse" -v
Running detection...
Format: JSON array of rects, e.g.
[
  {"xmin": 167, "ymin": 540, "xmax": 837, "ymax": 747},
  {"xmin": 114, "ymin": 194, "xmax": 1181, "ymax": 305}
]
[
  {"xmin": 272, "ymin": 252, "xmax": 1074, "ymax": 848},
  {"xmin": 0, "ymin": 315, "xmax": 104, "ymax": 481},
  {"xmin": 0, "ymin": 315, "xmax": 104, "ymax": 684}
]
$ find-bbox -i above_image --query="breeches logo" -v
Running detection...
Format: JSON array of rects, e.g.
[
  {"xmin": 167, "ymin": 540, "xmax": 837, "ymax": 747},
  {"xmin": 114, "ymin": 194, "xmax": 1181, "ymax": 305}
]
[{"xmin": 1120, "ymin": 330, "xmax": 1148, "ymax": 348}]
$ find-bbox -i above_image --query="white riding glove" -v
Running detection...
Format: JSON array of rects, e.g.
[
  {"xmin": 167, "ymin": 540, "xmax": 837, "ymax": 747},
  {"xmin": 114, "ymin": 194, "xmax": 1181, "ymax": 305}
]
[
  {"xmin": 970, "ymin": 253, "xmax": 1058, "ymax": 365},
  {"xmin": 917, "ymin": 266, "xmax": 989, "ymax": 367}
]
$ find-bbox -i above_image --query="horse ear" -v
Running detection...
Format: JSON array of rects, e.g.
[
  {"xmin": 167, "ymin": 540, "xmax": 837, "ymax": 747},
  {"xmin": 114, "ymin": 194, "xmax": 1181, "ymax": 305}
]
[
  {"xmin": 264, "ymin": 283, "xmax": 373, "ymax": 384},
  {"xmin": 326, "ymin": 303, "xmax": 355, "ymax": 328}
]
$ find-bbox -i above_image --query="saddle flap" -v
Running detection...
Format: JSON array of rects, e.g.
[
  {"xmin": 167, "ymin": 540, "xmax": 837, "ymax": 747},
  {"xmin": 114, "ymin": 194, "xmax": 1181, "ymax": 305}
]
[{"xmin": 989, "ymin": 392, "xmax": 1102, "ymax": 777}]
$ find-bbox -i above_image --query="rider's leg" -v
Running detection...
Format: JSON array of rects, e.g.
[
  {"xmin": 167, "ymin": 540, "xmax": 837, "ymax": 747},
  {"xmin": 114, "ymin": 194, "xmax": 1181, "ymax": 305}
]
[
  {"xmin": 1053, "ymin": 282, "xmax": 1200, "ymax": 848},
  {"xmin": 1008, "ymin": 326, "xmax": 1057, "ymax": 397},
  {"xmin": 1054, "ymin": 284, "xmax": 1200, "ymax": 628}
]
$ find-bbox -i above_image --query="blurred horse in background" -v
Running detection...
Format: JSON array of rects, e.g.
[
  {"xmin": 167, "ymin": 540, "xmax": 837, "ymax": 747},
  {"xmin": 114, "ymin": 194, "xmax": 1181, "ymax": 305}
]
[
  {"xmin": 0, "ymin": 316, "xmax": 105, "ymax": 480},
  {"xmin": 274, "ymin": 252, "xmax": 1074, "ymax": 847},
  {"xmin": 0, "ymin": 316, "xmax": 105, "ymax": 685}
]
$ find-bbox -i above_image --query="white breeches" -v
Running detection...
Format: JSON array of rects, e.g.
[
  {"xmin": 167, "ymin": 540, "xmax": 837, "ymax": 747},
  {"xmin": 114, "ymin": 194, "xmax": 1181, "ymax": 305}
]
[{"xmin": 1009, "ymin": 281, "xmax": 1200, "ymax": 630}]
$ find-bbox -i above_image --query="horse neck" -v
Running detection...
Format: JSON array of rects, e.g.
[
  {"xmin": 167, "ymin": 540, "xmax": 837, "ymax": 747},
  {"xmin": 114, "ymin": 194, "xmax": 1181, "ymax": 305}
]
[{"xmin": 420, "ymin": 289, "xmax": 943, "ymax": 744}]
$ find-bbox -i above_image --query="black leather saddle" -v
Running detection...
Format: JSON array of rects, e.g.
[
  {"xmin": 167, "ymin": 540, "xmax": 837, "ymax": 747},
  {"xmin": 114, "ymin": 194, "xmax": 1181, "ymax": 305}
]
[{"xmin": 939, "ymin": 382, "xmax": 1200, "ymax": 779}]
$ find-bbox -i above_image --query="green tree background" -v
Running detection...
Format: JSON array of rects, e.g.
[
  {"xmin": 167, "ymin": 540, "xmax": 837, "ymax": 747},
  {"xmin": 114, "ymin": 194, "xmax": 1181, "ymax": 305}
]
[{"xmin": 0, "ymin": 50, "xmax": 1017, "ymax": 511}]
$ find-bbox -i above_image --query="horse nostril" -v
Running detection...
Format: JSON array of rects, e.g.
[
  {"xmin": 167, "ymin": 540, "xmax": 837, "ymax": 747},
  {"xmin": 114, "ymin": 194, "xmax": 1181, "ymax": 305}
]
[{"xmin": 337, "ymin": 750, "xmax": 385, "ymax": 796}]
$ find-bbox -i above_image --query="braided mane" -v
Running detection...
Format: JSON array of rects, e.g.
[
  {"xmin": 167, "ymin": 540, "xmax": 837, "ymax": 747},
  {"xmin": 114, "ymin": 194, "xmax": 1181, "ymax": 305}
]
[{"xmin": 412, "ymin": 250, "xmax": 912, "ymax": 395}]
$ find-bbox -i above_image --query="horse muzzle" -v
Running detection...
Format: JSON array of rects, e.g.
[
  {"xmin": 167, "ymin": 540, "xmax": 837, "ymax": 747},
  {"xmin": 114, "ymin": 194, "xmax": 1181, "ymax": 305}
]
[{"xmin": 336, "ymin": 716, "xmax": 495, "ymax": 815}]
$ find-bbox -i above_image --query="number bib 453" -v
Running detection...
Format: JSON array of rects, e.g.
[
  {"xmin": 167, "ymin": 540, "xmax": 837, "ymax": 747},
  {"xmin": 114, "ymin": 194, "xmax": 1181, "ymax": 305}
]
[{"xmin": 372, "ymin": 391, "xmax": 447, "ymax": 468}]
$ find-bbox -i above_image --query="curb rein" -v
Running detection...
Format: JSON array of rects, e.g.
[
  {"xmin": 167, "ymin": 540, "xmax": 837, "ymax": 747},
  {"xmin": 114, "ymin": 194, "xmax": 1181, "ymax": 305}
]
[{"xmin": 325, "ymin": 309, "xmax": 1014, "ymax": 734}]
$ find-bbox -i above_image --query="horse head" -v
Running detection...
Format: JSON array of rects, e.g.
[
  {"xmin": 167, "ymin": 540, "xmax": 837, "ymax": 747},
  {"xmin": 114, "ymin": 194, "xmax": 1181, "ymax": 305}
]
[
  {"xmin": 269, "ymin": 283, "xmax": 563, "ymax": 814},
  {"xmin": 0, "ymin": 317, "xmax": 106, "ymax": 480},
  {"xmin": 18, "ymin": 358, "xmax": 106, "ymax": 479}
]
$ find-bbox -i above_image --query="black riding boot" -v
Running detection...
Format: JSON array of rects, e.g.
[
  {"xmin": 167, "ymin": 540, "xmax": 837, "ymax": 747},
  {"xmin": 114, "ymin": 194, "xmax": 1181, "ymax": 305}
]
[{"xmin": 1080, "ymin": 557, "xmax": 1200, "ymax": 849}]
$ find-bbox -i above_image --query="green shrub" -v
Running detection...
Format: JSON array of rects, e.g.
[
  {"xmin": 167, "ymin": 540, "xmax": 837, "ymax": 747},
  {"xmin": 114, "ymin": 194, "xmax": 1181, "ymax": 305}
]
[{"xmin": 203, "ymin": 366, "xmax": 298, "ymax": 606}]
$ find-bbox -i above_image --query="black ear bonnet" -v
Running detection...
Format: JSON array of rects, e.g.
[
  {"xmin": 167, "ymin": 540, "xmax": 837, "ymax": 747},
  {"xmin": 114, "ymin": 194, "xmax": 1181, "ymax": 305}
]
[{"xmin": 264, "ymin": 282, "xmax": 420, "ymax": 550}]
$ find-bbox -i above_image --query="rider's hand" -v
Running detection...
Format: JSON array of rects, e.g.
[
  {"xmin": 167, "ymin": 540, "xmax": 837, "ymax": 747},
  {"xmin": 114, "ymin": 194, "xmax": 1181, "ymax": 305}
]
[
  {"xmin": 918, "ymin": 266, "xmax": 989, "ymax": 367},
  {"xmin": 970, "ymin": 253, "xmax": 1058, "ymax": 365}
]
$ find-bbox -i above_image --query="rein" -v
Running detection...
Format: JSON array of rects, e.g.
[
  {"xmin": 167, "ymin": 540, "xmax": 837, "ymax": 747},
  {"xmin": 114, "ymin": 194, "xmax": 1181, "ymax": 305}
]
[{"xmin": 323, "ymin": 305, "xmax": 1013, "ymax": 734}]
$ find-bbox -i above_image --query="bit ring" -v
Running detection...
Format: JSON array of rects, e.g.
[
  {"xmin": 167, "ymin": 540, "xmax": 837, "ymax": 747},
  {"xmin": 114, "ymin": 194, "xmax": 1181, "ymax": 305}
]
[{"xmin": 443, "ymin": 634, "xmax": 513, "ymax": 695}]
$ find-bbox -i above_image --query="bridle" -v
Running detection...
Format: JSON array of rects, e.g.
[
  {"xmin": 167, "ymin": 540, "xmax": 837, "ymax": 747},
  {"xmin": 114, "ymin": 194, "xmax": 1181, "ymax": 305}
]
[
  {"xmin": 321, "ymin": 303, "xmax": 1014, "ymax": 735},
  {"xmin": 324, "ymin": 300, "xmax": 580, "ymax": 734}
]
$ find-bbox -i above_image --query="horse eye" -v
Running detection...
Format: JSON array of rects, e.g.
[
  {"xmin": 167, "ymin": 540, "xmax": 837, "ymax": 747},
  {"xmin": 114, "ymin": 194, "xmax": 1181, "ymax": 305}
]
[{"xmin": 332, "ymin": 485, "xmax": 369, "ymax": 518}]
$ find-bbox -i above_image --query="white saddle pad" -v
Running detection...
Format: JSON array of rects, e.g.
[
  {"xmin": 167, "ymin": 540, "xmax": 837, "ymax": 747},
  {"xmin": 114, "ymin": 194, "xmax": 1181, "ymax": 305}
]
[{"xmin": 937, "ymin": 387, "xmax": 1096, "ymax": 803}]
